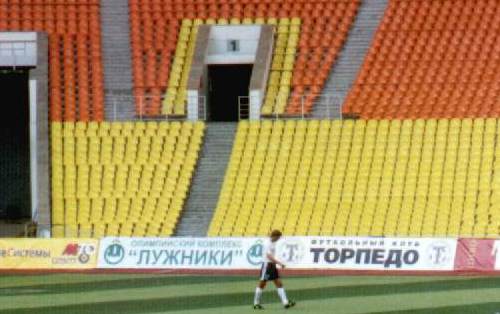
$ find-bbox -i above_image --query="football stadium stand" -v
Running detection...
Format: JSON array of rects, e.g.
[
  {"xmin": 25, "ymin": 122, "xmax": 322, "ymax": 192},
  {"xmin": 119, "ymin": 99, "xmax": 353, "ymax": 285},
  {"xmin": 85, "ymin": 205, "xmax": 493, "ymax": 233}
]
[
  {"xmin": 3, "ymin": 0, "xmax": 499, "ymax": 242},
  {"xmin": 343, "ymin": 0, "xmax": 500, "ymax": 119},
  {"xmin": 50, "ymin": 121, "xmax": 204, "ymax": 237},
  {"xmin": 129, "ymin": 0, "xmax": 360, "ymax": 116},
  {"xmin": 209, "ymin": 119, "xmax": 500, "ymax": 238},
  {"xmin": 0, "ymin": 1, "xmax": 105, "ymax": 121}
]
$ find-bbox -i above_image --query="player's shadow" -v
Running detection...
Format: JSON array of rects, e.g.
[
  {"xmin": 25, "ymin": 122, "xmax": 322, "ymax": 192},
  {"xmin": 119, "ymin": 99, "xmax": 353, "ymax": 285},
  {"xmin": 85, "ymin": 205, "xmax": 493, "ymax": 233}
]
[{"xmin": 1, "ymin": 277, "xmax": 499, "ymax": 314}]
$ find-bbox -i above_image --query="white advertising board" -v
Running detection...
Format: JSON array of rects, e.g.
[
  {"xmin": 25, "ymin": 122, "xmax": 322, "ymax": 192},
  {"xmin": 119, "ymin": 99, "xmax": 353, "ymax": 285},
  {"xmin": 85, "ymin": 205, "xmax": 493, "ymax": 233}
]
[{"xmin": 98, "ymin": 236, "xmax": 456, "ymax": 271}]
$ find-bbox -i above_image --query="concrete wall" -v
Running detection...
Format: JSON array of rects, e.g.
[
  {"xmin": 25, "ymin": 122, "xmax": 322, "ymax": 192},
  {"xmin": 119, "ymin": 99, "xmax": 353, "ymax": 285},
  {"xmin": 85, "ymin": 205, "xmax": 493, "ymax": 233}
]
[
  {"xmin": 188, "ymin": 25, "xmax": 275, "ymax": 120},
  {"xmin": 187, "ymin": 26, "xmax": 210, "ymax": 120},
  {"xmin": 206, "ymin": 25, "xmax": 261, "ymax": 64},
  {"xmin": 248, "ymin": 25, "xmax": 274, "ymax": 120},
  {"xmin": 0, "ymin": 32, "xmax": 37, "ymax": 67},
  {"xmin": 30, "ymin": 33, "xmax": 50, "ymax": 237}
]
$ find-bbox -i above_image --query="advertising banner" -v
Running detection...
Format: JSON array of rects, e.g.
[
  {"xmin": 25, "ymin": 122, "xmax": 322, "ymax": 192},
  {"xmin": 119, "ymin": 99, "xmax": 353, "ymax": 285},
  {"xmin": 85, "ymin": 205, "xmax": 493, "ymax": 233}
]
[
  {"xmin": 0, "ymin": 239, "xmax": 98, "ymax": 269},
  {"xmin": 98, "ymin": 236, "xmax": 456, "ymax": 271},
  {"xmin": 277, "ymin": 237, "xmax": 457, "ymax": 271},
  {"xmin": 98, "ymin": 237, "xmax": 263, "ymax": 269},
  {"xmin": 454, "ymin": 238, "xmax": 496, "ymax": 271}
]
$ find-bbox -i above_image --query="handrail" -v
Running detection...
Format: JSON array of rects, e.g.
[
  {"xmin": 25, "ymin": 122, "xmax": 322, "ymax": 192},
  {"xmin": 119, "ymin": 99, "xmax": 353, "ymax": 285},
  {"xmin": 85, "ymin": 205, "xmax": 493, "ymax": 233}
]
[{"xmin": 101, "ymin": 92, "xmax": 345, "ymax": 122}]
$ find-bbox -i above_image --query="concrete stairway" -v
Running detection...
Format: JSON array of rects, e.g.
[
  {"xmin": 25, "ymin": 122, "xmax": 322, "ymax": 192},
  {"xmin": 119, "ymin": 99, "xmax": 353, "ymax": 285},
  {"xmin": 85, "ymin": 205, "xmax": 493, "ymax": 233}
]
[
  {"xmin": 101, "ymin": 0, "xmax": 135, "ymax": 121},
  {"xmin": 175, "ymin": 123, "xmax": 238, "ymax": 236},
  {"xmin": 311, "ymin": 0, "xmax": 389, "ymax": 119}
]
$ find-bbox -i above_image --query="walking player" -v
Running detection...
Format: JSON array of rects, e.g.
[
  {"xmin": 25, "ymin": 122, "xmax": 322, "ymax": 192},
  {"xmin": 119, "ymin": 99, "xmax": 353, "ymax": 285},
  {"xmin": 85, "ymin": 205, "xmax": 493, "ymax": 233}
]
[{"xmin": 253, "ymin": 230, "xmax": 296, "ymax": 310}]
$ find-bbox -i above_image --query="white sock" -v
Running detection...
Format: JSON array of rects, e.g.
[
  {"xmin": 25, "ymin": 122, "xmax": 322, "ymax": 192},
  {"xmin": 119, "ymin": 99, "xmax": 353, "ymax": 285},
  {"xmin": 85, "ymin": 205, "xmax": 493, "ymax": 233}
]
[
  {"xmin": 254, "ymin": 287, "xmax": 263, "ymax": 305},
  {"xmin": 277, "ymin": 287, "xmax": 289, "ymax": 305}
]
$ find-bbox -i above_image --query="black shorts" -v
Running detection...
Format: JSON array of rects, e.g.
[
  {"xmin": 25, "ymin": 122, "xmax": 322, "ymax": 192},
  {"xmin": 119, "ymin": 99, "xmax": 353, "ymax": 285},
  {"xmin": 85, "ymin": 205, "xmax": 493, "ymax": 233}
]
[{"xmin": 260, "ymin": 262, "xmax": 279, "ymax": 281}]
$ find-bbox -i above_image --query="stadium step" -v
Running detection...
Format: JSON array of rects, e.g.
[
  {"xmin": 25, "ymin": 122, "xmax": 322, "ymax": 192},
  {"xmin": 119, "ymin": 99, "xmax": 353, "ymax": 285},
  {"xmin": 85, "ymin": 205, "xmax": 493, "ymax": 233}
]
[
  {"xmin": 311, "ymin": 0, "xmax": 389, "ymax": 119},
  {"xmin": 175, "ymin": 122, "xmax": 238, "ymax": 236},
  {"xmin": 101, "ymin": 0, "xmax": 135, "ymax": 121}
]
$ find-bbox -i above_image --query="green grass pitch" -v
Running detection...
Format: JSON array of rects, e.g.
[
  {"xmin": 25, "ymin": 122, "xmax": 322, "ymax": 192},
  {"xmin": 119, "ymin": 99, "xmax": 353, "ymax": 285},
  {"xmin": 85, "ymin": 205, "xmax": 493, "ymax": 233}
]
[{"xmin": 1, "ymin": 273, "xmax": 500, "ymax": 313}]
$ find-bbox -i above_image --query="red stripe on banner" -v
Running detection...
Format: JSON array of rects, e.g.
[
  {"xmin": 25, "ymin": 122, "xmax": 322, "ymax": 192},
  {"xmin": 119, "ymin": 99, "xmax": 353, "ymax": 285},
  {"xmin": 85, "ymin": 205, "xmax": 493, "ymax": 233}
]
[
  {"xmin": 1, "ymin": 268, "xmax": 500, "ymax": 276},
  {"xmin": 454, "ymin": 238, "xmax": 495, "ymax": 271}
]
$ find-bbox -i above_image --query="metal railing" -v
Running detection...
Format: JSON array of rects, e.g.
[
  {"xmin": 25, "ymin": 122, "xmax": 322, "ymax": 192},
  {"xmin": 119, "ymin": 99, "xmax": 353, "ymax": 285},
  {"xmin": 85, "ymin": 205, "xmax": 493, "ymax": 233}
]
[
  {"xmin": 238, "ymin": 95, "xmax": 250, "ymax": 120},
  {"xmin": 312, "ymin": 94, "xmax": 344, "ymax": 120},
  {"xmin": 104, "ymin": 92, "xmax": 207, "ymax": 122},
  {"xmin": 238, "ymin": 93, "xmax": 344, "ymax": 121},
  {"xmin": 0, "ymin": 221, "xmax": 38, "ymax": 237},
  {"xmin": 103, "ymin": 92, "xmax": 345, "ymax": 122},
  {"xmin": 37, "ymin": 224, "xmax": 91, "ymax": 238}
]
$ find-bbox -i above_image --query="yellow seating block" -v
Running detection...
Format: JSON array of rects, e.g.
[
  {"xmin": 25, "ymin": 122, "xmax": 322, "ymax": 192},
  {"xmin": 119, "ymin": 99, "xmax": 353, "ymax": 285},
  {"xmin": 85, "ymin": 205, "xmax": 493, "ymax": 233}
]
[
  {"xmin": 209, "ymin": 119, "xmax": 499, "ymax": 238},
  {"xmin": 51, "ymin": 122, "xmax": 205, "ymax": 238}
]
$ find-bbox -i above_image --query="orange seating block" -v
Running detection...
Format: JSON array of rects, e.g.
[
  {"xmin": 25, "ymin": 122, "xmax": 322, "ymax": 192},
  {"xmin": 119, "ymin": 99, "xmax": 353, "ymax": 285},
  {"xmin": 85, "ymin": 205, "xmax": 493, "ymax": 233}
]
[
  {"xmin": 343, "ymin": 0, "xmax": 500, "ymax": 119},
  {"xmin": 129, "ymin": 0, "xmax": 360, "ymax": 116},
  {"xmin": 0, "ymin": 1, "xmax": 104, "ymax": 122}
]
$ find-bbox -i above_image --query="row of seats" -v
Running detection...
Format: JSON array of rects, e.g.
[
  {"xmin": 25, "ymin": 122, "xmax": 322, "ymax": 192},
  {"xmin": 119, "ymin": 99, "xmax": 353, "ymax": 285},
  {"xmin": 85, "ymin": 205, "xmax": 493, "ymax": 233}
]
[
  {"xmin": 0, "ymin": 2, "xmax": 104, "ymax": 121},
  {"xmin": 129, "ymin": 0, "xmax": 359, "ymax": 116},
  {"xmin": 51, "ymin": 121, "xmax": 205, "ymax": 238},
  {"xmin": 161, "ymin": 19, "xmax": 197, "ymax": 116},
  {"xmin": 209, "ymin": 119, "xmax": 500, "ymax": 238},
  {"xmin": 261, "ymin": 18, "xmax": 300, "ymax": 115},
  {"xmin": 343, "ymin": 0, "xmax": 500, "ymax": 119}
]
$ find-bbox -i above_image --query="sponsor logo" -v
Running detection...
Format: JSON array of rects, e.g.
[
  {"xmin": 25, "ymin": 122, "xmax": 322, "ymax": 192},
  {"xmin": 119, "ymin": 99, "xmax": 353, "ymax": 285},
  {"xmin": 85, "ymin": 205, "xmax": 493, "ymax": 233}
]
[
  {"xmin": 104, "ymin": 242, "xmax": 125, "ymax": 265},
  {"xmin": 247, "ymin": 240, "xmax": 264, "ymax": 265},
  {"xmin": 278, "ymin": 239, "xmax": 306, "ymax": 264},
  {"xmin": 426, "ymin": 241, "xmax": 452, "ymax": 266},
  {"xmin": 63, "ymin": 244, "xmax": 80, "ymax": 256},
  {"xmin": 55, "ymin": 243, "xmax": 96, "ymax": 265},
  {"xmin": 78, "ymin": 244, "xmax": 96, "ymax": 264}
]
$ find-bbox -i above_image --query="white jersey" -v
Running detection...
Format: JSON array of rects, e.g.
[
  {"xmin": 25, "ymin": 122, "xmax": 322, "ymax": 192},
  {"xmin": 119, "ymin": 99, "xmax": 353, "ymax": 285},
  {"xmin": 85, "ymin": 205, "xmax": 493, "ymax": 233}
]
[
  {"xmin": 263, "ymin": 239, "xmax": 277, "ymax": 264},
  {"xmin": 494, "ymin": 240, "xmax": 500, "ymax": 270}
]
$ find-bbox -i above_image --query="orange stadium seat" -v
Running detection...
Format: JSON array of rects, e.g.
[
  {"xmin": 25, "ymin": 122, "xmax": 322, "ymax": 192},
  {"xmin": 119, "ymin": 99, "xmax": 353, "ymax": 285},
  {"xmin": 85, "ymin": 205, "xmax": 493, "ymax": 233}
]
[
  {"xmin": 128, "ymin": 0, "xmax": 360, "ymax": 117},
  {"xmin": 0, "ymin": 1, "xmax": 104, "ymax": 122},
  {"xmin": 343, "ymin": 0, "xmax": 500, "ymax": 119}
]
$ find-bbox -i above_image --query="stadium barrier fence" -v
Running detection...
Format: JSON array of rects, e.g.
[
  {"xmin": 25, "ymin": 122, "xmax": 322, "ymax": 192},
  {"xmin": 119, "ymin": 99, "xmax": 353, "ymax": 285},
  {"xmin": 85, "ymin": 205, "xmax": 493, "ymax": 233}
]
[
  {"xmin": 96, "ymin": 236, "xmax": 457, "ymax": 272},
  {"xmin": 1, "ymin": 236, "xmax": 499, "ymax": 274}
]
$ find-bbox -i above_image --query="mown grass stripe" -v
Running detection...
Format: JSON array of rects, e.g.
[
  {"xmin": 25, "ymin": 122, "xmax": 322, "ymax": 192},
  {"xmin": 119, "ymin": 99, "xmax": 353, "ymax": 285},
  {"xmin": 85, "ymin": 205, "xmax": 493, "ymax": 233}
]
[
  {"xmin": 0, "ymin": 274, "xmax": 159, "ymax": 288},
  {"xmin": 0, "ymin": 275, "xmax": 253, "ymax": 297},
  {"xmin": 370, "ymin": 301, "xmax": 500, "ymax": 314}
]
